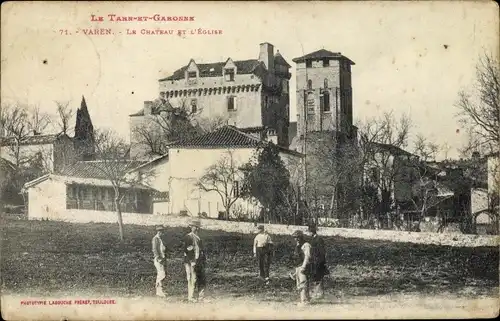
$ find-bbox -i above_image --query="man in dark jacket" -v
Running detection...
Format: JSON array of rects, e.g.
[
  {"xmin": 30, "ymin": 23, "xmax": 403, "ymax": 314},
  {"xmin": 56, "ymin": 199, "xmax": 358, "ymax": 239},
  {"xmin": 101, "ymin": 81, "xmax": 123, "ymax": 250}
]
[
  {"xmin": 308, "ymin": 224, "xmax": 329, "ymax": 299},
  {"xmin": 183, "ymin": 219, "xmax": 206, "ymax": 303}
]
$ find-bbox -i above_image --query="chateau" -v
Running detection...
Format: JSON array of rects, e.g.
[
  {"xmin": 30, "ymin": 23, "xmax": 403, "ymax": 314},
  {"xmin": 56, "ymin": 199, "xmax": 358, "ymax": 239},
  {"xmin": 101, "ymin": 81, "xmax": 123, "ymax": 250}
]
[{"xmin": 129, "ymin": 42, "xmax": 292, "ymax": 159}]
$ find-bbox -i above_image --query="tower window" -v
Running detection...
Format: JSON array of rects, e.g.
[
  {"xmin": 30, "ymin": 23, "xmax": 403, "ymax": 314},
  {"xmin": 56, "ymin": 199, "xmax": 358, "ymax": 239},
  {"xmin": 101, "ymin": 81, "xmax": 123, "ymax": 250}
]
[
  {"xmin": 306, "ymin": 60, "xmax": 312, "ymax": 68},
  {"xmin": 323, "ymin": 91, "xmax": 330, "ymax": 112},
  {"xmin": 224, "ymin": 68, "xmax": 235, "ymax": 81},
  {"xmin": 227, "ymin": 96, "xmax": 236, "ymax": 111},
  {"xmin": 307, "ymin": 79, "xmax": 312, "ymax": 90},
  {"xmin": 324, "ymin": 79, "xmax": 328, "ymax": 89},
  {"xmin": 323, "ymin": 59, "xmax": 330, "ymax": 67}
]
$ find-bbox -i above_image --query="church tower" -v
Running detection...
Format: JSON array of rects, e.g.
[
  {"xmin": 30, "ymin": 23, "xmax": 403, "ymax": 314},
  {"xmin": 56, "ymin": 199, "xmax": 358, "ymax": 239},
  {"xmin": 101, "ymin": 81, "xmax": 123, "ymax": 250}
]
[{"xmin": 292, "ymin": 49, "xmax": 355, "ymax": 150}]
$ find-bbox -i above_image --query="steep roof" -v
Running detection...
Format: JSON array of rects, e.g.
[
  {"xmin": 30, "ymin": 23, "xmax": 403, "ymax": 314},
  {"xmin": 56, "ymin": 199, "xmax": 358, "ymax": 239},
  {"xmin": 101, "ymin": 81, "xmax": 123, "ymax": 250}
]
[
  {"xmin": 0, "ymin": 133, "xmax": 69, "ymax": 146},
  {"xmin": 274, "ymin": 51, "xmax": 291, "ymax": 68},
  {"xmin": 159, "ymin": 59, "xmax": 262, "ymax": 81},
  {"xmin": 292, "ymin": 49, "xmax": 355, "ymax": 65},
  {"xmin": 168, "ymin": 125, "xmax": 304, "ymax": 157}
]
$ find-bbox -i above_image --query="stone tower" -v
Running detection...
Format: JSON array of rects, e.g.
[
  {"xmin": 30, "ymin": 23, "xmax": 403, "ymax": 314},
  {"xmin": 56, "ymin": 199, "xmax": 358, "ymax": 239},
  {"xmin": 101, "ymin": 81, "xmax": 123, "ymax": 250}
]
[
  {"xmin": 291, "ymin": 49, "xmax": 358, "ymax": 219},
  {"xmin": 292, "ymin": 49, "xmax": 356, "ymax": 151}
]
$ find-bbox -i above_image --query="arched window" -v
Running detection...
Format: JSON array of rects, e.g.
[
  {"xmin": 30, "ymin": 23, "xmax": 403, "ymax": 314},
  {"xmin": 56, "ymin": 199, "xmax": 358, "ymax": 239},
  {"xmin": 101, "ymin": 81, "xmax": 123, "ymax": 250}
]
[
  {"xmin": 307, "ymin": 79, "xmax": 312, "ymax": 90},
  {"xmin": 324, "ymin": 78, "xmax": 328, "ymax": 89}
]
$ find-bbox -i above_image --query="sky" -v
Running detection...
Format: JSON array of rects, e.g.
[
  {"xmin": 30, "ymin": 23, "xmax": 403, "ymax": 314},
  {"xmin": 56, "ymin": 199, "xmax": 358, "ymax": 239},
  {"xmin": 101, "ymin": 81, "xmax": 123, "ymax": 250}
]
[{"xmin": 1, "ymin": 1, "xmax": 498, "ymax": 160}]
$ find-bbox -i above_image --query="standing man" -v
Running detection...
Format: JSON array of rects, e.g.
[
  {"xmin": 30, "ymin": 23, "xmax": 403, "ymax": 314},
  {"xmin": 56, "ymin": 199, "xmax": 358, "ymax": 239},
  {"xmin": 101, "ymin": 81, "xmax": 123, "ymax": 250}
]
[
  {"xmin": 152, "ymin": 225, "xmax": 167, "ymax": 297},
  {"xmin": 183, "ymin": 219, "xmax": 206, "ymax": 303},
  {"xmin": 308, "ymin": 224, "xmax": 329, "ymax": 300},
  {"xmin": 290, "ymin": 230, "xmax": 313, "ymax": 306},
  {"xmin": 253, "ymin": 225, "xmax": 274, "ymax": 283}
]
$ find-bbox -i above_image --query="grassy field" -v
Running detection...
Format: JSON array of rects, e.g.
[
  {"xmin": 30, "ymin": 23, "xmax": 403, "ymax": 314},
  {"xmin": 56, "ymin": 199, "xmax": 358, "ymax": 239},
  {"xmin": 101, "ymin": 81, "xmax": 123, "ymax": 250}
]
[{"xmin": 1, "ymin": 218, "xmax": 498, "ymax": 303}]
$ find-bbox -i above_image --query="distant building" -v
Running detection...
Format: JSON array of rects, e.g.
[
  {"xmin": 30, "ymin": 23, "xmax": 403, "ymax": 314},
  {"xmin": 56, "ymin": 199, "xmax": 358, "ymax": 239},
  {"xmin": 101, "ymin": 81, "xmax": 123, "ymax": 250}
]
[
  {"xmin": 129, "ymin": 42, "xmax": 292, "ymax": 158},
  {"xmin": 0, "ymin": 133, "xmax": 75, "ymax": 173},
  {"xmin": 131, "ymin": 125, "xmax": 304, "ymax": 217}
]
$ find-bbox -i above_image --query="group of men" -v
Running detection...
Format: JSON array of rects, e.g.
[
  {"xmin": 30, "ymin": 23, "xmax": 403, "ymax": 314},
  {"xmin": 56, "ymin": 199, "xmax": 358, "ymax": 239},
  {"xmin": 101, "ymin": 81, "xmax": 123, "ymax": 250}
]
[
  {"xmin": 153, "ymin": 219, "xmax": 206, "ymax": 302},
  {"xmin": 152, "ymin": 219, "xmax": 329, "ymax": 305}
]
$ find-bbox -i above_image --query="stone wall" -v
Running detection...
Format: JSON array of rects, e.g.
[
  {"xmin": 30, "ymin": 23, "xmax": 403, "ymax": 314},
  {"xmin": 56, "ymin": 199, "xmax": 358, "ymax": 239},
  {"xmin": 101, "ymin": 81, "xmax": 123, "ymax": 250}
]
[{"xmin": 31, "ymin": 209, "xmax": 498, "ymax": 247}]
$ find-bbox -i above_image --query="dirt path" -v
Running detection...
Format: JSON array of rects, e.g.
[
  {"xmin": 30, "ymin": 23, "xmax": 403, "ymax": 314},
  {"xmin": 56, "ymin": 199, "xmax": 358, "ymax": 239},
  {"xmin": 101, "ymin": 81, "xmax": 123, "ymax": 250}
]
[{"xmin": 2, "ymin": 292, "xmax": 498, "ymax": 319}]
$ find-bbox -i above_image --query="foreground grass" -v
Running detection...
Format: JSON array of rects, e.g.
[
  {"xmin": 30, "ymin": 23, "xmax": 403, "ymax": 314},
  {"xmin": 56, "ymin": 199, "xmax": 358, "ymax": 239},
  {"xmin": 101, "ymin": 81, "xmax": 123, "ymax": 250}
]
[{"xmin": 1, "ymin": 218, "xmax": 498, "ymax": 302}]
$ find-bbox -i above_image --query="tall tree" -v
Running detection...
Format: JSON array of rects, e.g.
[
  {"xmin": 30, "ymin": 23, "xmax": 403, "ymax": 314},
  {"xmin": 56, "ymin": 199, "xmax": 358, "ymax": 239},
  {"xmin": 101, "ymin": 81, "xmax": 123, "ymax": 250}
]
[
  {"xmin": 241, "ymin": 144, "xmax": 291, "ymax": 223},
  {"xmin": 54, "ymin": 100, "xmax": 75, "ymax": 135},
  {"xmin": 456, "ymin": 52, "xmax": 499, "ymax": 154},
  {"xmin": 74, "ymin": 96, "xmax": 96, "ymax": 160},
  {"xmin": 86, "ymin": 129, "xmax": 154, "ymax": 241}
]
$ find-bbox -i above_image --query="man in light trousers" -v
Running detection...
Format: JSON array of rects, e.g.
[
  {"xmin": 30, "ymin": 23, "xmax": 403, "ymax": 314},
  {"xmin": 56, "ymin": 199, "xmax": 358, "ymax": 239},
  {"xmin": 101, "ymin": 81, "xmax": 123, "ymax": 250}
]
[
  {"xmin": 183, "ymin": 219, "xmax": 206, "ymax": 303},
  {"xmin": 152, "ymin": 225, "xmax": 167, "ymax": 297},
  {"xmin": 290, "ymin": 230, "xmax": 313, "ymax": 306}
]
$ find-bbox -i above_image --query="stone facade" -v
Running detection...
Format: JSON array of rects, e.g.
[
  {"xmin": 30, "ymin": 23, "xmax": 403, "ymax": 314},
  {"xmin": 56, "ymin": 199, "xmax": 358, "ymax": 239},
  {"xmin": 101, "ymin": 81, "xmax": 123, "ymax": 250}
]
[
  {"xmin": 129, "ymin": 43, "xmax": 292, "ymax": 159},
  {"xmin": 293, "ymin": 50, "xmax": 355, "ymax": 139}
]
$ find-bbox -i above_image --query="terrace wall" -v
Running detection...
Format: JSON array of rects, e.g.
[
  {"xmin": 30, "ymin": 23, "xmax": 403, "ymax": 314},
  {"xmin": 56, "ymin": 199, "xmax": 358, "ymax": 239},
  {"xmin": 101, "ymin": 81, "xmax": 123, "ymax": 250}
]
[{"xmin": 28, "ymin": 210, "xmax": 498, "ymax": 247}]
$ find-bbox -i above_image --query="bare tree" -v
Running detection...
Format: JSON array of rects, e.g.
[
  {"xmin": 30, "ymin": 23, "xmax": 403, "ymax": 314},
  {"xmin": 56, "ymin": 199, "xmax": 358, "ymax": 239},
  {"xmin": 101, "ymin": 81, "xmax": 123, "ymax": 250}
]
[
  {"xmin": 0, "ymin": 103, "xmax": 51, "ymax": 167},
  {"xmin": 85, "ymin": 129, "xmax": 155, "ymax": 241},
  {"xmin": 413, "ymin": 134, "xmax": 440, "ymax": 162},
  {"xmin": 358, "ymin": 111, "xmax": 412, "ymax": 228},
  {"xmin": 196, "ymin": 150, "xmax": 244, "ymax": 219},
  {"xmin": 132, "ymin": 97, "xmax": 232, "ymax": 158},
  {"xmin": 54, "ymin": 101, "xmax": 75, "ymax": 135},
  {"xmin": 456, "ymin": 53, "xmax": 499, "ymax": 153},
  {"xmin": 131, "ymin": 97, "xmax": 203, "ymax": 158}
]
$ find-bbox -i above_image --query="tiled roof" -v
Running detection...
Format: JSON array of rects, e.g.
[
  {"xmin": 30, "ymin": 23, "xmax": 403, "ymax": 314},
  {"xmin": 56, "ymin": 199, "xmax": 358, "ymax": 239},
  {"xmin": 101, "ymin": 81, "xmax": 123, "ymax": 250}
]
[
  {"xmin": 0, "ymin": 133, "xmax": 68, "ymax": 146},
  {"xmin": 59, "ymin": 160, "xmax": 147, "ymax": 180},
  {"xmin": 23, "ymin": 173, "xmax": 152, "ymax": 190},
  {"xmin": 159, "ymin": 59, "xmax": 261, "ymax": 81},
  {"xmin": 292, "ymin": 49, "xmax": 355, "ymax": 65},
  {"xmin": 238, "ymin": 126, "xmax": 266, "ymax": 134},
  {"xmin": 169, "ymin": 125, "xmax": 305, "ymax": 157},
  {"xmin": 169, "ymin": 125, "xmax": 262, "ymax": 148}
]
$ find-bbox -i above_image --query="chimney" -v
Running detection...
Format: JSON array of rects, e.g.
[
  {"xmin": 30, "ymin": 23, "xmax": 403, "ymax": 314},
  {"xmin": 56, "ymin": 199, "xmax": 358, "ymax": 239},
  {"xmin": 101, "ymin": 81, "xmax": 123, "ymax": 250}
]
[
  {"xmin": 144, "ymin": 101, "xmax": 153, "ymax": 115},
  {"xmin": 259, "ymin": 42, "xmax": 274, "ymax": 73}
]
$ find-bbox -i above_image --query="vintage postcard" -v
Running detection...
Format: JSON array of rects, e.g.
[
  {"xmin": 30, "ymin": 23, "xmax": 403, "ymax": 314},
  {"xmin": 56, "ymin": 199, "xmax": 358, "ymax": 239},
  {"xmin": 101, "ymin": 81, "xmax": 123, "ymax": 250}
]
[{"xmin": 1, "ymin": 0, "xmax": 499, "ymax": 320}]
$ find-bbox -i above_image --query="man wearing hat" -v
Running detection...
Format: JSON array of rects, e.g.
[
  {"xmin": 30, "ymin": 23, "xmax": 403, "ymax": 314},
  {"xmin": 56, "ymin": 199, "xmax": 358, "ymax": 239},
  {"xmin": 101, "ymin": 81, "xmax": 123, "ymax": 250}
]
[
  {"xmin": 290, "ymin": 230, "xmax": 313, "ymax": 306},
  {"xmin": 308, "ymin": 224, "xmax": 329, "ymax": 299},
  {"xmin": 253, "ymin": 225, "xmax": 274, "ymax": 283},
  {"xmin": 183, "ymin": 219, "xmax": 206, "ymax": 302},
  {"xmin": 152, "ymin": 225, "xmax": 167, "ymax": 297}
]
